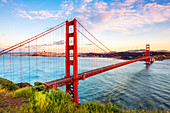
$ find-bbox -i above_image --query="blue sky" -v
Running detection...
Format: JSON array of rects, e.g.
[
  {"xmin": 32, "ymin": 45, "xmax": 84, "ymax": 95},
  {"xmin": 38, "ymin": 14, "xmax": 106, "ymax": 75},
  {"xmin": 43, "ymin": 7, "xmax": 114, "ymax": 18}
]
[{"xmin": 0, "ymin": 0, "xmax": 170, "ymax": 51}]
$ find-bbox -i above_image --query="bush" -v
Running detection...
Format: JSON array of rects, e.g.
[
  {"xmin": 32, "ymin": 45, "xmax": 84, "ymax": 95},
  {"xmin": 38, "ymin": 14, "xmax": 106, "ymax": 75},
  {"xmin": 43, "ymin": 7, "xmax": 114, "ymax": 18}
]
[
  {"xmin": 0, "ymin": 85, "xmax": 8, "ymax": 94},
  {"xmin": 34, "ymin": 82, "xmax": 47, "ymax": 86},
  {"xmin": 34, "ymin": 82, "xmax": 50, "ymax": 91},
  {"xmin": 5, "ymin": 87, "xmax": 167, "ymax": 113},
  {"xmin": 16, "ymin": 83, "xmax": 32, "ymax": 88},
  {"xmin": 19, "ymin": 89, "xmax": 122, "ymax": 113},
  {"xmin": 20, "ymin": 89, "xmax": 76, "ymax": 113},
  {"xmin": 31, "ymin": 85, "xmax": 47, "ymax": 91},
  {"xmin": 14, "ymin": 87, "xmax": 33, "ymax": 98},
  {"xmin": 83, "ymin": 101, "xmax": 121, "ymax": 113},
  {"xmin": 0, "ymin": 77, "xmax": 19, "ymax": 91}
]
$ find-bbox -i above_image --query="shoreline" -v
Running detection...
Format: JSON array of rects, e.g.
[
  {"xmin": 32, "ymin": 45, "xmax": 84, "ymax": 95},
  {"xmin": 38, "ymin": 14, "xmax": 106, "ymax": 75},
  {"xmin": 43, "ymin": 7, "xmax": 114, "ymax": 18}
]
[{"xmin": 13, "ymin": 52, "xmax": 170, "ymax": 61}]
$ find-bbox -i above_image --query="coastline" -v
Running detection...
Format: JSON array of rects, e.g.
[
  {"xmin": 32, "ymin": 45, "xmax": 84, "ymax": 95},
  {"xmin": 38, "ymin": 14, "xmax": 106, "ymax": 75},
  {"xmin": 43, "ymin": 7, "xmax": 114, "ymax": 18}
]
[{"xmin": 13, "ymin": 51, "xmax": 170, "ymax": 61}]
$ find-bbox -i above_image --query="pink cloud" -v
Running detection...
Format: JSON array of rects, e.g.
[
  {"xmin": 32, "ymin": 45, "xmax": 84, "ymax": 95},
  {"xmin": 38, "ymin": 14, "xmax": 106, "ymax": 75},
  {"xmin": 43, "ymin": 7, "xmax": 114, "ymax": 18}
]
[
  {"xmin": 124, "ymin": 0, "xmax": 137, "ymax": 6},
  {"xmin": 1, "ymin": 0, "xmax": 7, "ymax": 3},
  {"xmin": 112, "ymin": 28, "xmax": 130, "ymax": 33},
  {"xmin": 76, "ymin": 1, "xmax": 170, "ymax": 32},
  {"xmin": 84, "ymin": 0, "xmax": 92, "ymax": 3},
  {"xmin": 16, "ymin": 0, "xmax": 170, "ymax": 34},
  {"xmin": 93, "ymin": 2, "xmax": 108, "ymax": 11}
]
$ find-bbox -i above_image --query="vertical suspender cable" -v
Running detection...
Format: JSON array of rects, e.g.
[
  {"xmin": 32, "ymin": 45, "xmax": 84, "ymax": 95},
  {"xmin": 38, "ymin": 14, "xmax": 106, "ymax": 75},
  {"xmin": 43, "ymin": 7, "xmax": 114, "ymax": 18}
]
[
  {"xmin": 42, "ymin": 41, "xmax": 44, "ymax": 82},
  {"xmin": 56, "ymin": 30, "xmax": 58, "ymax": 79},
  {"xmin": 10, "ymin": 51, "xmax": 12, "ymax": 80},
  {"xmin": 78, "ymin": 24, "xmax": 80, "ymax": 73},
  {"xmin": 55, "ymin": 31, "xmax": 57, "ymax": 79},
  {"xmin": 28, "ymin": 43, "xmax": 30, "ymax": 83},
  {"xmin": 82, "ymin": 27, "xmax": 83, "ymax": 72},
  {"xmin": 59, "ymin": 27, "xmax": 61, "ymax": 78},
  {"xmin": 13, "ymin": 51, "xmax": 14, "ymax": 82},
  {"xmin": 36, "ymin": 40, "xmax": 38, "ymax": 81},
  {"xmin": 20, "ymin": 47, "xmax": 22, "ymax": 83},
  {"xmin": 48, "ymin": 34, "xmax": 49, "ymax": 80},
  {"xmin": 3, "ymin": 55, "xmax": 5, "ymax": 78},
  {"xmin": 49, "ymin": 34, "xmax": 51, "ymax": 78},
  {"xmin": 52, "ymin": 32, "xmax": 54, "ymax": 79}
]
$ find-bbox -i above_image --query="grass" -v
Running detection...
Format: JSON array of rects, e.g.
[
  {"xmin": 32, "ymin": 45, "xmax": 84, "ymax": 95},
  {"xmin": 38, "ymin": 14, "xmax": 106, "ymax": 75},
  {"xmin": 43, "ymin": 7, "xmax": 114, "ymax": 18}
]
[
  {"xmin": 14, "ymin": 83, "xmax": 48, "ymax": 98},
  {"xmin": 0, "ymin": 77, "xmax": 19, "ymax": 91},
  {"xmin": 0, "ymin": 78, "xmax": 169, "ymax": 113},
  {"xmin": 14, "ymin": 87, "xmax": 33, "ymax": 98},
  {"xmin": 19, "ymin": 89, "xmax": 76, "ymax": 113},
  {"xmin": 0, "ymin": 85, "xmax": 8, "ymax": 94},
  {"xmin": 18, "ymin": 89, "xmax": 168, "ymax": 113}
]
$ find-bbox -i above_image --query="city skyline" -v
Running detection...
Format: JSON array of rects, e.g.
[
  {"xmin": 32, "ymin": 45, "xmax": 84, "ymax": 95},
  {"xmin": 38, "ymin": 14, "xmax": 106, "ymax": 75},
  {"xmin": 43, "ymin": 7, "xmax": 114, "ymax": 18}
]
[{"xmin": 0, "ymin": 0, "xmax": 170, "ymax": 51}]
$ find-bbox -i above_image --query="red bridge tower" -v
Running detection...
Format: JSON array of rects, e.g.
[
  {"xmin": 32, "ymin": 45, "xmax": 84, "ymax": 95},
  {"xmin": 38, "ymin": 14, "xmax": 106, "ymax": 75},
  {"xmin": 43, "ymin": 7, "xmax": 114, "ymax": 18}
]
[
  {"xmin": 65, "ymin": 19, "xmax": 79, "ymax": 103},
  {"xmin": 146, "ymin": 44, "xmax": 150, "ymax": 65}
]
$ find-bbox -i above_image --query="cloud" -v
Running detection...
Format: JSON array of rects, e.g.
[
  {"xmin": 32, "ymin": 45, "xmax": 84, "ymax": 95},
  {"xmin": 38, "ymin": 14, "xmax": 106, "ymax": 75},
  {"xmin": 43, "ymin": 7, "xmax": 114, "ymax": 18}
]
[
  {"xmin": 76, "ymin": 1, "xmax": 170, "ymax": 32},
  {"xmin": 17, "ymin": 9, "xmax": 61, "ymax": 20},
  {"xmin": 0, "ymin": 3, "xmax": 4, "ymax": 6},
  {"xmin": 60, "ymin": 0, "xmax": 74, "ymax": 17},
  {"xmin": 86, "ymin": 43, "xmax": 93, "ymax": 45},
  {"xmin": 124, "ymin": 0, "xmax": 137, "ymax": 6},
  {"xmin": 17, "ymin": 0, "xmax": 74, "ymax": 20},
  {"xmin": 38, "ymin": 40, "xmax": 65, "ymax": 47},
  {"xmin": 1, "ymin": 0, "xmax": 7, "ymax": 3},
  {"xmin": 1, "ymin": 34, "xmax": 6, "ymax": 36},
  {"xmin": 112, "ymin": 28, "xmax": 130, "ymax": 33},
  {"xmin": 84, "ymin": 0, "xmax": 92, "ymax": 3},
  {"xmin": 24, "ymin": 40, "xmax": 65, "ymax": 49},
  {"xmin": 53, "ymin": 40, "xmax": 65, "ymax": 45},
  {"xmin": 93, "ymin": 2, "xmax": 108, "ymax": 11},
  {"xmin": 17, "ymin": 9, "xmax": 34, "ymax": 19},
  {"xmin": 76, "ymin": 4, "xmax": 92, "ymax": 13},
  {"xmin": 16, "ymin": 0, "xmax": 170, "ymax": 33}
]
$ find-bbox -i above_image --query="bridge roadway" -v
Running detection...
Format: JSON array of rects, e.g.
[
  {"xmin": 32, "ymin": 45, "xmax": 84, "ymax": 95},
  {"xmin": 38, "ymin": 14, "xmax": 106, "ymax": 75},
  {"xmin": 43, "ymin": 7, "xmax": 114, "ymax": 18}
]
[{"xmin": 46, "ymin": 56, "xmax": 153, "ymax": 87}]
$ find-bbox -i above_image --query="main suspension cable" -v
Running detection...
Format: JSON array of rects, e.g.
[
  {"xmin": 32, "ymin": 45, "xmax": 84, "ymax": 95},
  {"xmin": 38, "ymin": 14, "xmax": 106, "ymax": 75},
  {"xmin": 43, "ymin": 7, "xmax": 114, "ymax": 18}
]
[
  {"xmin": 77, "ymin": 21, "xmax": 123, "ymax": 59},
  {"xmin": 0, "ymin": 23, "xmax": 65, "ymax": 56},
  {"xmin": 77, "ymin": 29, "xmax": 119, "ymax": 58},
  {"xmin": 0, "ymin": 21, "xmax": 65, "ymax": 54}
]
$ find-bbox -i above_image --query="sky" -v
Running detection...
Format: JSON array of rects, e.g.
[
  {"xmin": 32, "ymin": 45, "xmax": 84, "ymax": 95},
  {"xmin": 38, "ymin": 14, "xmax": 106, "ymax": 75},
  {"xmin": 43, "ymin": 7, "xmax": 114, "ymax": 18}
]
[{"xmin": 0, "ymin": 0, "xmax": 170, "ymax": 52}]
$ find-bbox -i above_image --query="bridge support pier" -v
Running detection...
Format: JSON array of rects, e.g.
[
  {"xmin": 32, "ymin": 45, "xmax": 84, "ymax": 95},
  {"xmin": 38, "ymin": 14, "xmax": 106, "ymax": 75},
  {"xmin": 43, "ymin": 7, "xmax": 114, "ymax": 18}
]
[{"xmin": 66, "ymin": 19, "xmax": 79, "ymax": 103}]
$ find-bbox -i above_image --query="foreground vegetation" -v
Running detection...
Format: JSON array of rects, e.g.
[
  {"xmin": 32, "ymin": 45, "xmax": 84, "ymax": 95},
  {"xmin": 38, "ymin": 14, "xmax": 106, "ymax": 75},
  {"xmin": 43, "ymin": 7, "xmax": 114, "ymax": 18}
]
[{"xmin": 0, "ymin": 77, "xmax": 169, "ymax": 113}]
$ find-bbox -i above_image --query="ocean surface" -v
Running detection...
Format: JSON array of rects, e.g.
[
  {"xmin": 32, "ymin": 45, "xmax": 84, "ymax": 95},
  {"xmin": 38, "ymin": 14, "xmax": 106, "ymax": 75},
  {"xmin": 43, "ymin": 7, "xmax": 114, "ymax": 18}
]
[{"xmin": 0, "ymin": 55, "xmax": 170, "ymax": 110}]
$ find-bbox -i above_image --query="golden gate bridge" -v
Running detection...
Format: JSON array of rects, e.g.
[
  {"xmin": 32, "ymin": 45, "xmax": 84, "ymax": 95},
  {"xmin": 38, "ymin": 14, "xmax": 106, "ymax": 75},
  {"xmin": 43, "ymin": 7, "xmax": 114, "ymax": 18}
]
[{"xmin": 0, "ymin": 18, "xmax": 154, "ymax": 103}]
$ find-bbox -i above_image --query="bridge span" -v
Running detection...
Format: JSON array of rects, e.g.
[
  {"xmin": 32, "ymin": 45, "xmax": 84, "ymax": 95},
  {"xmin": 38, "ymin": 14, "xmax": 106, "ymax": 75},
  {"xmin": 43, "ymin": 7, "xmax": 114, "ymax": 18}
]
[{"xmin": 46, "ymin": 56, "xmax": 154, "ymax": 88}]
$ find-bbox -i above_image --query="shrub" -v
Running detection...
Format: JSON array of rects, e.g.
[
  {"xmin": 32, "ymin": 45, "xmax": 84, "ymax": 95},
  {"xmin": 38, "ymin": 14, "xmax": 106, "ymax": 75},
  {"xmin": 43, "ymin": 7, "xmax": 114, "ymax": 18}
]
[
  {"xmin": 4, "ymin": 91, "xmax": 15, "ymax": 97},
  {"xmin": 31, "ymin": 85, "xmax": 47, "ymax": 91},
  {"xmin": 0, "ymin": 77, "xmax": 19, "ymax": 91},
  {"xmin": 34, "ymin": 82, "xmax": 47, "ymax": 86},
  {"xmin": 19, "ymin": 89, "xmax": 123, "ymax": 113},
  {"xmin": 14, "ymin": 87, "xmax": 33, "ymax": 98},
  {"xmin": 83, "ymin": 101, "xmax": 121, "ymax": 113},
  {"xmin": 0, "ymin": 85, "xmax": 8, "ymax": 94},
  {"xmin": 16, "ymin": 83, "xmax": 32, "ymax": 88},
  {"xmin": 19, "ymin": 89, "xmax": 76, "ymax": 113}
]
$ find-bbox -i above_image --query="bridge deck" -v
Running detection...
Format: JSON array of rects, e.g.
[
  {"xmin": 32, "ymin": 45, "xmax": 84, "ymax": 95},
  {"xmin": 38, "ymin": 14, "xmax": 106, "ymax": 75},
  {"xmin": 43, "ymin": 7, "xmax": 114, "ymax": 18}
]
[{"xmin": 46, "ymin": 56, "xmax": 153, "ymax": 87}]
